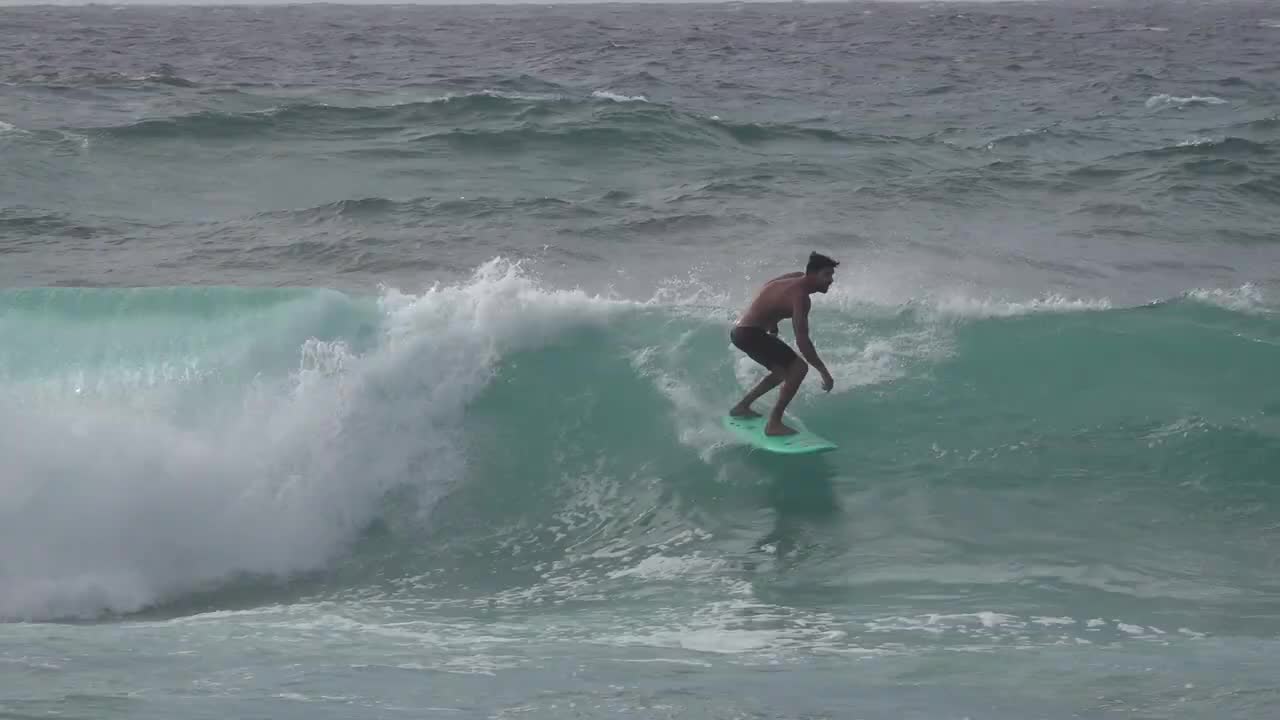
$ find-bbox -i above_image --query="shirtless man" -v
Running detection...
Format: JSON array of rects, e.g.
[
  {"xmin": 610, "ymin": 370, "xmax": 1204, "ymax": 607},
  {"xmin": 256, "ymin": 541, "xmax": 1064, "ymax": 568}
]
[{"xmin": 729, "ymin": 252, "xmax": 838, "ymax": 436}]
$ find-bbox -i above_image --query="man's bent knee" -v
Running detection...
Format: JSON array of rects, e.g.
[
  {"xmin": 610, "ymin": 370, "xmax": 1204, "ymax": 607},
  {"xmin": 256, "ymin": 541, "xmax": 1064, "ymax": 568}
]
[{"xmin": 787, "ymin": 359, "xmax": 808, "ymax": 381}]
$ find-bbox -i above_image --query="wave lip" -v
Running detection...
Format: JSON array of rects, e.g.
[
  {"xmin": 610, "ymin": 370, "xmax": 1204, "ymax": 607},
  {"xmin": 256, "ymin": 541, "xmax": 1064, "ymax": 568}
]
[
  {"xmin": 928, "ymin": 293, "xmax": 1114, "ymax": 319},
  {"xmin": 1185, "ymin": 283, "xmax": 1272, "ymax": 314}
]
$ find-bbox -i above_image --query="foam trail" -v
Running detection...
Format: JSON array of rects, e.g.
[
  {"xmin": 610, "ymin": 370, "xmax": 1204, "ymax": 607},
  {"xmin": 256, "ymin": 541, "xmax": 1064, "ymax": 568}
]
[
  {"xmin": 1145, "ymin": 94, "xmax": 1227, "ymax": 110},
  {"xmin": 592, "ymin": 90, "xmax": 649, "ymax": 103}
]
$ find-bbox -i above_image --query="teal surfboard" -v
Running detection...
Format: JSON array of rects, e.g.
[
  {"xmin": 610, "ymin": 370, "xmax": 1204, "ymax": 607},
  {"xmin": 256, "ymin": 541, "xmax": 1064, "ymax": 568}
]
[{"xmin": 722, "ymin": 414, "xmax": 838, "ymax": 455}]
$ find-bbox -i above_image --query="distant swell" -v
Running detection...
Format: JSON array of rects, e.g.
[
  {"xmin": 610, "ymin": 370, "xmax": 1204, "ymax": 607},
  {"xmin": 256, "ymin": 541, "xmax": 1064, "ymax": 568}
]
[
  {"xmin": 1060, "ymin": 135, "xmax": 1277, "ymax": 194},
  {"xmin": 1135, "ymin": 137, "xmax": 1272, "ymax": 159},
  {"xmin": 91, "ymin": 93, "xmax": 573, "ymax": 140},
  {"xmin": 8, "ymin": 70, "xmax": 199, "ymax": 89},
  {"xmin": 0, "ymin": 208, "xmax": 117, "ymax": 241},
  {"xmin": 86, "ymin": 93, "xmax": 922, "ymax": 154},
  {"xmin": 264, "ymin": 195, "xmax": 598, "ymax": 223},
  {"xmin": 983, "ymin": 127, "xmax": 1109, "ymax": 151}
]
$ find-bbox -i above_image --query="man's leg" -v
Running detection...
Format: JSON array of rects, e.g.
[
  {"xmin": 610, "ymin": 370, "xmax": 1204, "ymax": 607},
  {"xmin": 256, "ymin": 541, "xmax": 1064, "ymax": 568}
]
[
  {"xmin": 765, "ymin": 359, "xmax": 808, "ymax": 436},
  {"xmin": 730, "ymin": 369, "xmax": 784, "ymax": 418}
]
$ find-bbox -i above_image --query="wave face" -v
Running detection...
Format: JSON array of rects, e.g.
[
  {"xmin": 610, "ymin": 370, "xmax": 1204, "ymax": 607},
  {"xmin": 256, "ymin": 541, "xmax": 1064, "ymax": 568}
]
[{"xmin": 3, "ymin": 262, "xmax": 1278, "ymax": 622}]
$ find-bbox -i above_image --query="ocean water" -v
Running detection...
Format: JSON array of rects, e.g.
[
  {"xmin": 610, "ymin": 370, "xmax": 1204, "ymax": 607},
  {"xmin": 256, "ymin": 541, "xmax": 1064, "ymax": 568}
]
[{"xmin": 2, "ymin": 2, "xmax": 1280, "ymax": 718}]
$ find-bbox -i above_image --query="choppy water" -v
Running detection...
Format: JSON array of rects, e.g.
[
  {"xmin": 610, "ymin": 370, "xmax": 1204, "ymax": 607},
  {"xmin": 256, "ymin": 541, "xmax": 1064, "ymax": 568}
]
[{"xmin": 3, "ymin": 2, "xmax": 1280, "ymax": 718}]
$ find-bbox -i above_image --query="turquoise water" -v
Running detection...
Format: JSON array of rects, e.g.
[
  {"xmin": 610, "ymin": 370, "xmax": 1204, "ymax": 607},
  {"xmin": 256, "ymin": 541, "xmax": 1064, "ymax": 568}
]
[
  {"xmin": 4, "ymin": 2, "xmax": 1280, "ymax": 718},
  {"xmin": 4, "ymin": 267, "xmax": 1279, "ymax": 717}
]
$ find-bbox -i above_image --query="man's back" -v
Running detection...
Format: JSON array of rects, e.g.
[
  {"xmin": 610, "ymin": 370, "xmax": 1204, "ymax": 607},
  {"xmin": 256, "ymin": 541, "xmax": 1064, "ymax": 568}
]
[{"xmin": 738, "ymin": 274, "xmax": 806, "ymax": 329}]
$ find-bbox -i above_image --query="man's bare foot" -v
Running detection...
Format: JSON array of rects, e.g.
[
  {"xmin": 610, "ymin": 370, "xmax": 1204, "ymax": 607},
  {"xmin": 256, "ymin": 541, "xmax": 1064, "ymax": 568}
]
[
  {"xmin": 729, "ymin": 404, "xmax": 762, "ymax": 418},
  {"xmin": 764, "ymin": 420, "xmax": 798, "ymax": 436}
]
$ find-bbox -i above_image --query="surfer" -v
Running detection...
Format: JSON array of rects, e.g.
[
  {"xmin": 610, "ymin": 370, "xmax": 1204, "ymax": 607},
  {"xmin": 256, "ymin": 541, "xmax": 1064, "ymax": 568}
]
[{"xmin": 729, "ymin": 252, "xmax": 838, "ymax": 436}]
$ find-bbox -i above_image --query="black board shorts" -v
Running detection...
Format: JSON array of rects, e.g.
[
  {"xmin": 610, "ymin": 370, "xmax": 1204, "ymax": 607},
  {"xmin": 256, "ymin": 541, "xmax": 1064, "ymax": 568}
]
[{"xmin": 730, "ymin": 325, "xmax": 799, "ymax": 372}]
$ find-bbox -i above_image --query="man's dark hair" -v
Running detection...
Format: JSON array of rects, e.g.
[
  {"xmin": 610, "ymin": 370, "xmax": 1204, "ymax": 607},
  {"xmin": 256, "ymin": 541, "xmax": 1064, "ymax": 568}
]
[{"xmin": 806, "ymin": 252, "xmax": 839, "ymax": 275}]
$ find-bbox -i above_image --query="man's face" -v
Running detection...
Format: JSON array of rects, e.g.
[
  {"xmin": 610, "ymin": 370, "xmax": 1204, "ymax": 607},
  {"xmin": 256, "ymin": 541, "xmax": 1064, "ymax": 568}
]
[{"xmin": 814, "ymin": 267, "xmax": 835, "ymax": 293}]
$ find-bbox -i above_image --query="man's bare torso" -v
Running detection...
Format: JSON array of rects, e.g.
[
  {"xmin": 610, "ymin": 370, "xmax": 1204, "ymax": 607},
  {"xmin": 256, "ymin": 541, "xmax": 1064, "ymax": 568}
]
[{"xmin": 737, "ymin": 273, "xmax": 807, "ymax": 330}]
